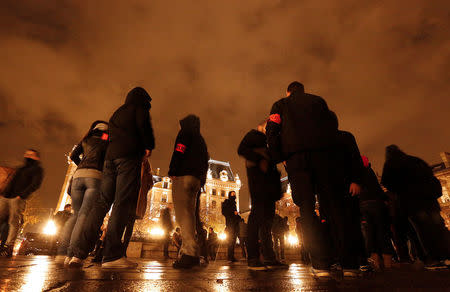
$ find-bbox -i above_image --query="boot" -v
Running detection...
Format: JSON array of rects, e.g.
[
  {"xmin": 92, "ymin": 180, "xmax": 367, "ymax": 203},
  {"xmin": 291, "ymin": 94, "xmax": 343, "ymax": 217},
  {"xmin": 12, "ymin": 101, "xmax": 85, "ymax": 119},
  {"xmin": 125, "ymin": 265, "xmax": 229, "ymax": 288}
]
[{"xmin": 368, "ymin": 253, "xmax": 381, "ymax": 270}]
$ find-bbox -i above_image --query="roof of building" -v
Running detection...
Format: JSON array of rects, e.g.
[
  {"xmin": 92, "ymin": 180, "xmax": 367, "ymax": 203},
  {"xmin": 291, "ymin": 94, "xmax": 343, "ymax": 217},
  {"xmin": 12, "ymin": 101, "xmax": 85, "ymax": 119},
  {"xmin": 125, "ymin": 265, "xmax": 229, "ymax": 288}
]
[
  {"xmin": 432, "ymin": 162, "xmax": 448, "ymax": 173},
  {"xmin": 208, "ymin": 159, "xmax": 235, "ymax": 182}
]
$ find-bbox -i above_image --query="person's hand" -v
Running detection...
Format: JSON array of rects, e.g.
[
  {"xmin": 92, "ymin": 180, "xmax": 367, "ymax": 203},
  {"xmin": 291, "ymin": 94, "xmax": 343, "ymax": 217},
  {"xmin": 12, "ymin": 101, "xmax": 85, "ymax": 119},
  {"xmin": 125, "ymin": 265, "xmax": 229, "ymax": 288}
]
[
  {"xmin": 144, "ymin": 149, "xmax": 152, "ymax": 158},
  {"xmin": 260, "ymin": 159, "xmax": 268, "ymax": 173},
  {"xmin": 349, "ymin": 183, "xmax": 361, "ymax": 196},
  {"xmin": 234, "ymin": 211, "xmax": 238, "ymax": 215},
  {"xmin": 170, "ymin": 176, "xmax": 176, "ymax": 181}
]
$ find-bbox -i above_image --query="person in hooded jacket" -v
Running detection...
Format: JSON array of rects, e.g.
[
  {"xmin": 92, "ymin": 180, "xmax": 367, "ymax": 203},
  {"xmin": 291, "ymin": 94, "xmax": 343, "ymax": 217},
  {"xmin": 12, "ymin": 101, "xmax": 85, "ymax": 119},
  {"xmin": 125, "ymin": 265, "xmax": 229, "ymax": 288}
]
[
  {"xmin": 0, "ymin": 149, "xmax": 43, "ymax": 257},
  {"xmin": 381, "ymin": 145, "xmax": 450, "ymax": 269},
  {"xmin": 221, "ymin": 191, "xmax": 240, "ymax": 262},
  {"xmin": 55, "ymin": 121, "xmax": 109, "ymax": 265},
  {"xmin": 358, "ymin": 155, "xmax": 393, "ymax": 270},
  {"xmin": 169, "ymin": 115, "xmax": 209, "ymax": 269},
  {"xmin": 266, "ymin": 81, "xmax": 340, "ymax": 277},
  {"xmin": 238, "ymin": 120, "xmax": 287, "ymax": 270},
  {"xmin": 70, "ymin": 87, "xmax": 155, "ymax": 269}
]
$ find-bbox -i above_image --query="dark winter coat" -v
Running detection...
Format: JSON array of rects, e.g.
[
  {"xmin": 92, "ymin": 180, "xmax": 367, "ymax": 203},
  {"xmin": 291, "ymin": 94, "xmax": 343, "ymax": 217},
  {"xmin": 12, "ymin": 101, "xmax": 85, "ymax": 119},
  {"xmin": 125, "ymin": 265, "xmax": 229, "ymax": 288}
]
[
  {"xmin": 168, "ymin": 115, "xmax": 209, "ymax": 184},
  {"xmin": 335, "ymin": 130, "xmax": 365, "ymax": 187},
  {"xmin": 105, "ymin": 87, "xmax": 155, "ymax": 160},
  {"xmin": 238, "ymin": 129, "xmax": 281, "ymax": 203},
  {"xmin": 266, "ymin": 90, "xmax": 338, "ymax": 163},
  {"xmin": 2, "ymin": 159, "xmax": 43, "ymax": 200},
  {"xmin": 161, "ymin": 208, "xmax": 174, "ymax": 232},
  {"xmin": 70, "ymin": 125, "xmax": 109, "ymax": 171},
  {"xmin": 221, "ymin": 197, "xmax": 240, "ymax": 226},
  {"xmin": 359, "ymin": 163, "xmax": 388, "ymax": 202},
  {"xmin": 381, "ymin": 145, "xmax": 440, "ymax": 212}
]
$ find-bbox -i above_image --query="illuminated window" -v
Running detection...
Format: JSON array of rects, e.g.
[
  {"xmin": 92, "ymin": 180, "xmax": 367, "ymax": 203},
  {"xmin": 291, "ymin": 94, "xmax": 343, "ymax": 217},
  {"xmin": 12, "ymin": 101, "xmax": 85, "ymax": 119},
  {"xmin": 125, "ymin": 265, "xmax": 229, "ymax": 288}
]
[
  {"xmin": 211, "ymin": 200, "xmax": 217, "ymax": 209},
  {"xmin": 163, "ymin": 182, "xmax": 169, "ymax": 189},
  {"xmin": 161, "ymin": 193, "xmax": 167, "ymax": 203},
  {"xmin": 221, "ymin": 190, "xmax": 225, "ymax": 197},
  {"xmin": 212, "ymin": 189, "xmax": 217, "ymax": 196}
]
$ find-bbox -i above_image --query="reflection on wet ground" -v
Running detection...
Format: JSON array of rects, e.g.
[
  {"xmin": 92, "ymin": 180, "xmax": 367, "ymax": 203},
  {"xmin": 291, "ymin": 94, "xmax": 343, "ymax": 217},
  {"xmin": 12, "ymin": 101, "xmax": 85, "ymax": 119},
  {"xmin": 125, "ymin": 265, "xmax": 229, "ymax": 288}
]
[{"xmin": 0, "ymin": 256, "xmax": 449, "ymax": 291}]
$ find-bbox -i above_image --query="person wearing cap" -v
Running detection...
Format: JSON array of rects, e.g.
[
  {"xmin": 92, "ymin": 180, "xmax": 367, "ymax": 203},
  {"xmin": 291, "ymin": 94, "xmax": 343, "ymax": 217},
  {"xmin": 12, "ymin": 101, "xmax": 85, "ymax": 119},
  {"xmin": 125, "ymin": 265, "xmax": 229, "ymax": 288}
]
[
  {"xmin": 0, "ymin": 149, "xmax": 43, "ymax": 257},
  {"xmin": 55, "ymin": 121, "xmax": 109, "ymax": 265},
  {"xmin": 70, "ymin": 87, "xmax": 155, "ymax": 269}
]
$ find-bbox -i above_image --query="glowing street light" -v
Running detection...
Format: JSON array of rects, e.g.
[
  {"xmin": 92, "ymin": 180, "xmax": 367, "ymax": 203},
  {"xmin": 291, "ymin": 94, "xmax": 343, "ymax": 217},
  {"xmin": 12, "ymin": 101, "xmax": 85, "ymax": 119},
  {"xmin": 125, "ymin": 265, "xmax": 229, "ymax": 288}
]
[
  {"xmin": 43, "ymin": 220, "xmax": 57, "ymax": 236},
  {"xmin": 218, "ymin": 232, "xmax": 227, "ymax": 241},
  {"xmin": 148, "ymin": 227, "xmax": 165, "ymax": 237},
  {"xmin": 286, "ymin": 233, "xmax": 299, "ymax": 246}
]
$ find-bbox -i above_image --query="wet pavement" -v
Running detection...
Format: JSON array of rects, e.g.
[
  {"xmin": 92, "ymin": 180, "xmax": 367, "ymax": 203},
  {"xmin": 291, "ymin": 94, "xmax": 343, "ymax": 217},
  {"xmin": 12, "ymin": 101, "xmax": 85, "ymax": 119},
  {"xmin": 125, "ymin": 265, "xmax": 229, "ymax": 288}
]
[{"xmin": 0, "ymin": 256, "xmax": 449, "ymax": 292}]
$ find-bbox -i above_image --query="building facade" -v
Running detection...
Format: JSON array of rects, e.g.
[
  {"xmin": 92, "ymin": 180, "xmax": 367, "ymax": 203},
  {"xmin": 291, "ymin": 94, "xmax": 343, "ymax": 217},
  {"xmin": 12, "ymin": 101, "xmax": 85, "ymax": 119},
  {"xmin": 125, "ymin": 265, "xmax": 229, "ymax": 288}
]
[
  {"xmin": 431, "ymin": 152, "xmax": 450, "ymax": 228},
  {"xmin": 57, "ymin": 159, "xmax": 241, "ymax": 235}
]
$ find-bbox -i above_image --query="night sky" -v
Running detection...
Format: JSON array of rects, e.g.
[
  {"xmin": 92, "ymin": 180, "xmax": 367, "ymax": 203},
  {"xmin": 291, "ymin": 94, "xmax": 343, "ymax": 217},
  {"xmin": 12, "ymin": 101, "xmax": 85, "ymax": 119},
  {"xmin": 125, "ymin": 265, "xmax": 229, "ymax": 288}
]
[{"xmin": 1, "ymin": 1, "xmax": 449, "ymax": 211}]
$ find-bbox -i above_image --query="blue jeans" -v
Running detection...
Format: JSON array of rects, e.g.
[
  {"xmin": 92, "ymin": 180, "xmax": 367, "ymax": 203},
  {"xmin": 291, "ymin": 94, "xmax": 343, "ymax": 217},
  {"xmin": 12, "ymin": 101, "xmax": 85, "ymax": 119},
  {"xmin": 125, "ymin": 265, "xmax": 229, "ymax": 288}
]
[
  {"xmin": 58, "ymin": 177, "xmax": 101, "ymax": 256},
  {"xmin": 72, "ymin": 158, "xmax": 141, "ymax": 262}
]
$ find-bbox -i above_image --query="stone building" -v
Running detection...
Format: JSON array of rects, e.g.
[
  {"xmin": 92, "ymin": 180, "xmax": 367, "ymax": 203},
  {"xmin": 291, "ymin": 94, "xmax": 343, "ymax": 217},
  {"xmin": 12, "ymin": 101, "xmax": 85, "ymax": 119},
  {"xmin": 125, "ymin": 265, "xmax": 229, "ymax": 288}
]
[
  {"xmin": 56, "ymin": 158, "xmax": 241, "ymax": 235},
  {"xmin": 431, "ymin": 152, "xmax": 450, "ymax": 228}
]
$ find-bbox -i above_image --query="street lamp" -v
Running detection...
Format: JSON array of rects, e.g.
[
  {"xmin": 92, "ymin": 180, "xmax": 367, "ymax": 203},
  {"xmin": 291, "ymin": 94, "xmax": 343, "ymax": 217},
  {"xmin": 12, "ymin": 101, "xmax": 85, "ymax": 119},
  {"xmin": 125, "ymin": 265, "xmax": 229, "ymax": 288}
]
[
  {"xmin": 286, "ymin": 233, "xmax": 299, "ymax": 246},
  {"xmin": 148, "ymin": 227, "xmax": 165, "ymax": 238},
  {"xmin": 218, "ymin": 232, "xmax": 227, "ymax": 241},
  {"xmin": 43, "ymin": 220, "xmax": 57, "ymax": 236}
]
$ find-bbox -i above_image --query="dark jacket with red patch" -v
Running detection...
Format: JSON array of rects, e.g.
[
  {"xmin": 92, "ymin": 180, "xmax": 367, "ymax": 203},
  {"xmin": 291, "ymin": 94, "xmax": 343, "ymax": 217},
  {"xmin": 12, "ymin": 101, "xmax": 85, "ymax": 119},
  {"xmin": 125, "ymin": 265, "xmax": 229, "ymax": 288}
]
[
  {"xmin": 70, "ymin": 126, "xmax": 109, "ymax": 172},
  {"xmin": 266, "ymin": 91, "xmax": 338, "ymax": 163},
  {"xmin": 105, "ymin": 87, "xmax": 155, "ymax": 160},
  {"xmin": 168, "ymin": 115, "xmax": 209, "ymax": 184}
]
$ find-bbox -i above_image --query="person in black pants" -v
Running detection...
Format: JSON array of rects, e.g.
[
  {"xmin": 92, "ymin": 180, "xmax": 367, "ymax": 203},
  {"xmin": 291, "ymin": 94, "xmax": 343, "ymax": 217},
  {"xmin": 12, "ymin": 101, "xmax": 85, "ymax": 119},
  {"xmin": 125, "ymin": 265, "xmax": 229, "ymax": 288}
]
[
  {"xmin": 266, "ymin": 81, "xmax": 347, "ymax": 277},
  {"xmin": 358, "ymin": 156, "xmax": 394, "ymax": 270},
  {"xmin": 381, "ymin": 145, "xmax": 450, "ymax": 269},
  {"xmin": 238, "ymin": 120, "xmax": 287, "ymax": 270},
  {"xmin": 70, "ymin": 87, "xmax": 155, "ymax": 269},
  {"xmin": 161, "ymin": 207, "xmax": 174, "ymax": 259},
  {"xmin": 221, "ymin": 191, "xmax": 240, "ymax": 262}
]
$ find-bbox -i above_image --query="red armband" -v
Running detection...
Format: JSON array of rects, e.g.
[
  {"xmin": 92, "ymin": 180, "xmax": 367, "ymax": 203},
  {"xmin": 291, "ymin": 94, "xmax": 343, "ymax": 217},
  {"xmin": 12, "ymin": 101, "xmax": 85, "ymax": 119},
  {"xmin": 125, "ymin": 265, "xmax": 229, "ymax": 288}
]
[
  {"xmin": 269, "ymin": 114, "xmax": 281, "ymax": 124},
  {"xmin": 175, "ymin": 143, "xmax": 186, "ymax": 153},
  {"xmin": 101, "ymin": 133, "xmax": 109, "ymax": 141}
]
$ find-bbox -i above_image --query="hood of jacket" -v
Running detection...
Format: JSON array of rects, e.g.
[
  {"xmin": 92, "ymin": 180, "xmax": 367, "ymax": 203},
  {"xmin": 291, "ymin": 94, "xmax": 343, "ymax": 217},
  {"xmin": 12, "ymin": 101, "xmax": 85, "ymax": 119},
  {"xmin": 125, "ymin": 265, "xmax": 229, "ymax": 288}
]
[
  {"xmin": 180, "ymin": 115, "xmax": 200, "ymax": 133},
  {"xmin": 125, "ymin": 87, "xmax": 152, "ymax": 109},
  {"xmin": 385, "ymin": 144, "xmax": 407, "ymax": 161}
]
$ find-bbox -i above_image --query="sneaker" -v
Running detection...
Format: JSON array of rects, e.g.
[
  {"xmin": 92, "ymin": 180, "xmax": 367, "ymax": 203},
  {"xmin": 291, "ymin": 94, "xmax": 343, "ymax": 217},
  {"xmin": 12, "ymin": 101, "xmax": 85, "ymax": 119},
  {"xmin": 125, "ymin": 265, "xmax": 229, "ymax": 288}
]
[
  {"xmin": 0, "ymin": 245, "xmax": 13, "ymax": 257},
  {"xmin": 172, "ymin": 254, "xmax": 200, "ymax": 269},
  {"xmin": 64, "ymin": 257, "xmax": 72, "ymax": 267},
  {"xmin": 265, "ymin": 261, "xmax": 289, "ymax": 269},
  {"xmin": 248, "ymin": 260, "xmax": 268, "ymax": 271},
  {"xmin": 424, "ymin": 262, "xmax": 448, "ymax": 270},
  {"xmin": 343, "ymin": 269, "xmax": 360, "ymax": 278},
  {"xmin": 102, "ymin": 257, "xmax": 138, "ymax": 269},
  {"xmin": 311, "ymin": 267, "xmax": 331, "ymax": 278},
  {"xmin": 68, "ymin": 257, "xmax": 84, "ymax": 268},
  {"xmin": 330, "ymin": 263, "xmax": 343, "ymax": 271},
  {"xmin": 359, "ymin": 265, "xmax": 373, "ymax": 273}
]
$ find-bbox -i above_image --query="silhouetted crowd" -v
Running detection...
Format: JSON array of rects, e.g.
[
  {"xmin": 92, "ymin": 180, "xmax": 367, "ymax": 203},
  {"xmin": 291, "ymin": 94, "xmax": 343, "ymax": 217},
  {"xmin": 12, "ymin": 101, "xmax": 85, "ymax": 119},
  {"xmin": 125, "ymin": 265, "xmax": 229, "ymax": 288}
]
[{"xmin": 0, "ymin": 83, "xmax": 448, "ymax": 277}]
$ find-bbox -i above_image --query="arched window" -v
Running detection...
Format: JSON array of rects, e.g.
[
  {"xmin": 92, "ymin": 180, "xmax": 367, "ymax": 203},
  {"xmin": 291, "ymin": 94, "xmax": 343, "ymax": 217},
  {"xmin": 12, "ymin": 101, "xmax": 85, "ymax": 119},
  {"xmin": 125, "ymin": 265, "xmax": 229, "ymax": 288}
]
[{"xmin": 211, "ymin": 200, "xmax": 217, "ymax": 209}]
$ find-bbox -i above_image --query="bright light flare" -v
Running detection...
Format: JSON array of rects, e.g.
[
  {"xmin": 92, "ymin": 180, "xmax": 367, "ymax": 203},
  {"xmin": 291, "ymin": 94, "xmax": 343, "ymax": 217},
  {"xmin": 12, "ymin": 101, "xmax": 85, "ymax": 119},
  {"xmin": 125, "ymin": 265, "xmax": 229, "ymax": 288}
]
[
  {"xmin": 43, "ymin": 220, "xmax": 57, "ymax": 236},
  {"xmin": 218, "ymin": 232, "xmax": 227, "ymax": 241},
  {"xmin": 148, "ymin": 227, "xmax": 165, "ymax": 237},
  {"xmin": 287, "ymin": 234, "xmax": 299, "ymax": 246}
]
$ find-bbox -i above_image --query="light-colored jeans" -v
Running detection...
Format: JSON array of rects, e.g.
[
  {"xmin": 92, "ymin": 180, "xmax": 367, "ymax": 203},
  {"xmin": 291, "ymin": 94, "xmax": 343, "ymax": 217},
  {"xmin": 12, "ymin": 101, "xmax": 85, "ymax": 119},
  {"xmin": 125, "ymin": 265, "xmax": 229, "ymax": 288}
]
[
  {"xmin": 171, "ymin": 175, "xmax": 200, "ymax": 257},
  {"xmin": 58, "ymin": 177, "xmax": 101, "ymax": 256},
  {"xmin": 0, "ymin": 196, "xmax": 26, "ymax": 246}
]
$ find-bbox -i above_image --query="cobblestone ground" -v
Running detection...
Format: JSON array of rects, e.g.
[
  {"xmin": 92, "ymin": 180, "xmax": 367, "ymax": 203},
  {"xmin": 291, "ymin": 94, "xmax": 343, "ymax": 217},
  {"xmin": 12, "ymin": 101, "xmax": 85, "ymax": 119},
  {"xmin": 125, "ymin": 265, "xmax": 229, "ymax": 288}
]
[{"xmin": 0, "ymin": 256, "xmax": 449, "ymax": 292}]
